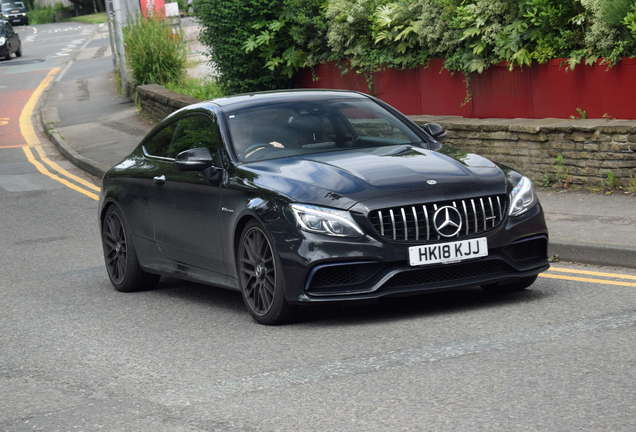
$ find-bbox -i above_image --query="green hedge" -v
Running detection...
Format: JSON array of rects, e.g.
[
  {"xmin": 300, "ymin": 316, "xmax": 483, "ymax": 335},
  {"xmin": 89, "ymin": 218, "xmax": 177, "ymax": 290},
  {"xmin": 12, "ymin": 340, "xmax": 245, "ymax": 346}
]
[
  {"xmin": 194, "ymin": 0, "xmax": 290, "ymax": 94},
  {"xmin": 194, "ymin": 0, "xmax": 636, "ymax": 93},
  {"xmin": 28, "ymin": 3, "xmax": 70, "ymax": 24}
]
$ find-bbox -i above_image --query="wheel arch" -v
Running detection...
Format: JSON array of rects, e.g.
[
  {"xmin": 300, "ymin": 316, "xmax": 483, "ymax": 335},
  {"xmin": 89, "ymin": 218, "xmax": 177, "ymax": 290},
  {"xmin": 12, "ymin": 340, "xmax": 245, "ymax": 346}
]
[
  {"xmin": 233, "ymin": 214, "xmax": 259, "ymax": 266},
  {"xmin": 229, "ymin": 194, "xmax": 292, "ymax": 275},
  {"xmin": 99, "ymin": 198, "xmax": 121, "ymax": 233}
]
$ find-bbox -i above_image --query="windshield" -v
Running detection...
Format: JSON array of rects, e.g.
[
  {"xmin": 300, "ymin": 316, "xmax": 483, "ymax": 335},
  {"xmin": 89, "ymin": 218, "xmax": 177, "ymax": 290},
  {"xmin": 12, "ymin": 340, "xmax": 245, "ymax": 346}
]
[
  {"xmin": 226, "ymin": 99, "xmax": 424, "ymax": 163},
  {"xmin": 2, "ymin": 1, "xmax": 26, "ymax": 8}
]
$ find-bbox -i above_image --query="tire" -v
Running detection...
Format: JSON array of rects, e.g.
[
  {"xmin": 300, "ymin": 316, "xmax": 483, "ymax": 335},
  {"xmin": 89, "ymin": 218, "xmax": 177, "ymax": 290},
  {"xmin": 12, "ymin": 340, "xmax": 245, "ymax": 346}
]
[
  {"xmin": 5, "ymin": 46, "xmax": 11, "ymax": 60},
  {"xmin": 102, "ymin": 205, "xmax": 160, "ymax": 292},
  {"xmin": 15, "ymin": 44, "xmax": 21, "ymax": 57},
  {"xmin": 481, "ymin": 275, "xmax": 537, "ymax": 293},
  {"xmin": 238, "ymin": 220, "xmax": 298, "ymax": 325}
]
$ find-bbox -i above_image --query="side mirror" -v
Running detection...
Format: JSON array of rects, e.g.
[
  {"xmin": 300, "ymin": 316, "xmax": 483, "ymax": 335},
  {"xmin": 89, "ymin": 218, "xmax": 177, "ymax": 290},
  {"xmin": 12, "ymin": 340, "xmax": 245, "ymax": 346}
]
[
  {"xmin": 175, "ymin": 147, "xmax": 214, "ymax": 171},
  {"xmin": 422, "ymin": 122, "xmax": 447, "ymax": 143}
]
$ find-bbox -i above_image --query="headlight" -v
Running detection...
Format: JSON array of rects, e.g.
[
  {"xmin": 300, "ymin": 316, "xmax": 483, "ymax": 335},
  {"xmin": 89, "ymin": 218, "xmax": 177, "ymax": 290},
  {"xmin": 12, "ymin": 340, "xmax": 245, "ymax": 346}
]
[
  {"xmin": 509, "ymin": 176, "xmax": 536, "ymax": 217},
  {"xmin": 0, "ymin": 37, "xmax": 5, "ymax": 45},
  {"xmin": 288, "ymin": 204, "xmax": 364, "ymax": 238}
]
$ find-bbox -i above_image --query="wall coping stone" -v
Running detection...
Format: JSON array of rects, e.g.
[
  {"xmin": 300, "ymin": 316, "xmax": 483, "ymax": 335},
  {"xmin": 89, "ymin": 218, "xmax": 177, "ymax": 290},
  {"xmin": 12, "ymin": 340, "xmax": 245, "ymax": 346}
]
[
  {"xmin": 136, "ymin": 84, "xmax": 201, "ymax": 112},
  {"xmin": 135, "ymin": 84, "xmax": 636, "ymax": 135},
  {"xmin": 409, "ymin": 115, "xmax": 636, "ymax": 134}
]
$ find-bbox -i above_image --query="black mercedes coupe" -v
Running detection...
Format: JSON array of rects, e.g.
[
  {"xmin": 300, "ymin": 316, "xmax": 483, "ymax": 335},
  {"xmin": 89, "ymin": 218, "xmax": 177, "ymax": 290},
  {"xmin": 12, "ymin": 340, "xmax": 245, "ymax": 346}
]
[{"xmin": 99, "ymin": 90, "xmax": 549, "ymax": 324}]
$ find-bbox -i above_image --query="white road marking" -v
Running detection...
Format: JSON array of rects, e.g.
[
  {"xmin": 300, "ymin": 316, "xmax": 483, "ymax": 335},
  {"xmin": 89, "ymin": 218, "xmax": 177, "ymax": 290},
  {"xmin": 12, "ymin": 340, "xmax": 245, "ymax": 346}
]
[{"xmin": 53, "ymin": 39, "xmax": 85, "ymax": 58}]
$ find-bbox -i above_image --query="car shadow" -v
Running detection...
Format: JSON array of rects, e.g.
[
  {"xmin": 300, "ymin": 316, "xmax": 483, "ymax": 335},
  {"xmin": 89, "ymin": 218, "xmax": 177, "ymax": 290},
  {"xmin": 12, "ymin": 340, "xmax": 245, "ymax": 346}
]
[
  {"xmin": 152, "ymin": 277, "xmax": 247, "ymax": 315},
  {"xmin": 301, "ymin": 287, "xmax": 550, "ymax": 327},
  {"xmin": 148, "ymin": 278, "xmax": 551, "ymax": 327}
]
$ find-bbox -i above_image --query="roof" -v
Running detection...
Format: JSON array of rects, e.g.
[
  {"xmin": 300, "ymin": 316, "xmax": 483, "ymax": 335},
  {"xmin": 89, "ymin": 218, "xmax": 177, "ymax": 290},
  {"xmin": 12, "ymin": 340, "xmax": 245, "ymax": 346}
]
[{"xmin": 207, "ymin": 89, "xmax": 371, "ymax": 111}]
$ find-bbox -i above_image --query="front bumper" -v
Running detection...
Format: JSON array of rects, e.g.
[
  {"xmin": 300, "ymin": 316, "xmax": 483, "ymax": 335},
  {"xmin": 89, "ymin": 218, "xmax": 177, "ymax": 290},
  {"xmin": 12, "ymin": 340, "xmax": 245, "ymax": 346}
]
[
  {"xmin": 302, "ymin": 237, "xmax": 548, "ymax": 301},
  {"xmin": 272, "ymin": 202, "xmax": 549, "ymax": 304},
  {"xmin": 5, "ymin": 15, "xmax": 28, "ymax": 25}
]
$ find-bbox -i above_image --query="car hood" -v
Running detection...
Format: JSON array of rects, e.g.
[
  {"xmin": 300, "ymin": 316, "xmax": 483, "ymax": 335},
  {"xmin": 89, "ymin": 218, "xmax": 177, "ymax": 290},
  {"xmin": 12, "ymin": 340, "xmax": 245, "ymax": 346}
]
[{"xmin": 240, "ymin": 145, "xmax": 508, "ymax": 210}]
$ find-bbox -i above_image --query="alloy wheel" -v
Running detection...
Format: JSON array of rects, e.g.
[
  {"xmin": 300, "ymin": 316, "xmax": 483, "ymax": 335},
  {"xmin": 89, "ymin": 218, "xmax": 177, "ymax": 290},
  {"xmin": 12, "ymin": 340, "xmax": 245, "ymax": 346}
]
[
  {"xmin": 103, "ymin": 211, "xmax": 127, "ymax": 285},
  {"xmin": 239, "ymin": 227, "xmax": 276, "ymax": 315}
]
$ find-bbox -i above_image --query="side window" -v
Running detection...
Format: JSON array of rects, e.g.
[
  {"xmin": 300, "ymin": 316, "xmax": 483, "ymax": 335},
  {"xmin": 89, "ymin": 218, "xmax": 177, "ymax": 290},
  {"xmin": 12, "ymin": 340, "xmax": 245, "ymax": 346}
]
[
  {"xmin": 168, "ymin": 115, "xmax": 219, "ymax": 158},
  {"xmin": 144, "ymin": 122, "xmax": 176, "ymax": 158}
]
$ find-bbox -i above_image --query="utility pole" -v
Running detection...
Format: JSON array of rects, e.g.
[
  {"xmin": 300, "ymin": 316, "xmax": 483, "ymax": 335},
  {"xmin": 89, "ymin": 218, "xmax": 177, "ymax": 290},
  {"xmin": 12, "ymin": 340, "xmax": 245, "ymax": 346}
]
[
  {"xmin": 111, "ymin": 0, "xmax": 129, "ymax": 98},
  {"xmin": 104, "ymin": 0, "xmax": 118, "ymax": 72}
]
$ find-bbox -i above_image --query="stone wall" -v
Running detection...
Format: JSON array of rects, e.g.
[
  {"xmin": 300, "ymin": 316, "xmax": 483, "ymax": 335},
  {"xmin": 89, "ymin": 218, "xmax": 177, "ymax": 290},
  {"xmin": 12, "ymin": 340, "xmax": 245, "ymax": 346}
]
[
  {"xmin": 410, "ymin": 116, "xmax": 636, "ymax": 187},
  {"xmin": 135, "ymin": 84, "xmax": 201, "ymax": 122},
  {"xmin": 134, "ymin": 84, "xmax": 636, "ymax": 187}
]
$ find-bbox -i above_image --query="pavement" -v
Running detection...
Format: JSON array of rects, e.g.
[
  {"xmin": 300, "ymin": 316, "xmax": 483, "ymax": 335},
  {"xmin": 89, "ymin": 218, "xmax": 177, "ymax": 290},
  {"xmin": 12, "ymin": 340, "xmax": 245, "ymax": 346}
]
[{"xmin": 39, "ymin": 22, "xmax": 636, "ymax": 270}]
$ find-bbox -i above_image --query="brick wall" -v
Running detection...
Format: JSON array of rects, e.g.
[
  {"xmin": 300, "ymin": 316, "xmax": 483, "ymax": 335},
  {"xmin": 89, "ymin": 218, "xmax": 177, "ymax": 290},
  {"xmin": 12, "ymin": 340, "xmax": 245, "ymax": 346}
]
[{"xmin": 135, "ymin": 84, "xmax": 636, "ymax": 187}]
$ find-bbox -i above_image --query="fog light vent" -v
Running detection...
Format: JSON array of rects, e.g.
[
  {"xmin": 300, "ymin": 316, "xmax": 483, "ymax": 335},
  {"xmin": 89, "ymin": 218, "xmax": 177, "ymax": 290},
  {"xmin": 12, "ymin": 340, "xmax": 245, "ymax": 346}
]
[{"xmin": 307, "ymin": 262, "xmax": 383, "ymax": 292}]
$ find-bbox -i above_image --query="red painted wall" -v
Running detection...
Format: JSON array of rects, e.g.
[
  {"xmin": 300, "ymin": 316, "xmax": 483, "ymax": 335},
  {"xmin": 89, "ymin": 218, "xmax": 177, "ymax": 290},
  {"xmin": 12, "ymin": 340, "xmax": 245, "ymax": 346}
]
[{"xmin": 296, "ymin": 59, "xmax": 636, "ymax": 119}]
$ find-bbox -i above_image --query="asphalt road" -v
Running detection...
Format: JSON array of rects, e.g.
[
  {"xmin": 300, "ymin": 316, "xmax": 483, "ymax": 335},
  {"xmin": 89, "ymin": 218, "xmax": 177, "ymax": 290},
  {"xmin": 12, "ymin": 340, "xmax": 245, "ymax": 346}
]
[{"xmin": 1, "ymin": 22, "xmax": 636, "ymax": 432}]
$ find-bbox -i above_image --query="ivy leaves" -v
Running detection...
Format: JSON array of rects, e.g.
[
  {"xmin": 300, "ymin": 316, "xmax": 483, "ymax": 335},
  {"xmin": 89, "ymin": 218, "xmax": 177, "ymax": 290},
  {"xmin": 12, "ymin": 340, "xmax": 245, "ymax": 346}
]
[
  {"xmin": 243, "ymin": 0, "xmax": 329, "ymax": 79},
  {"xmin": 199, "ymin": 0, "xmax": 636, "ymax": 94},
  {"xmin": 453, "ymin": 0, "xmax": 581, "ymax": 72}
]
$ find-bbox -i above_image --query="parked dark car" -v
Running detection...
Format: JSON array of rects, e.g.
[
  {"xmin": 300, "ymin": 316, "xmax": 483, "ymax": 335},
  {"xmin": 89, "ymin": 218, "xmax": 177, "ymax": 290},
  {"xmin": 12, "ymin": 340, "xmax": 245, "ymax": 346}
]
[
  {"xmin": 0, "ymin": 18, "xmax": 21, "ymax": 60},
  {"xmin": 99, "ymin": 90, "xmax": 549, "ymax": 325},
  {"xmin": 1, "ymin": 0, "xmax": 28, "ymax": 25}
]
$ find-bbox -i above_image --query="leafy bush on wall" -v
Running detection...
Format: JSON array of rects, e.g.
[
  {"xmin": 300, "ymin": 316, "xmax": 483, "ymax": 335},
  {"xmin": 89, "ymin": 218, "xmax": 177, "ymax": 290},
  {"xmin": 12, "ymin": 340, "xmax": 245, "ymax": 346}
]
[
  {"xmin": 194, "ymin": 0, "xmax": 636, "ymax": 93},
  {"xmin": 194, "ymin": 0, "xmax": 294, "ymax": 94}
]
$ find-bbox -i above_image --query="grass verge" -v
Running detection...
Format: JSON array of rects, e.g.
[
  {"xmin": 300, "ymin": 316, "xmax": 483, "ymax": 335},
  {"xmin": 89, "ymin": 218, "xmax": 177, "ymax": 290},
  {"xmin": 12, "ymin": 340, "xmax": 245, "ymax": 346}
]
[
  {"xmin": 164, "ymin": 76, "xmax": 223, "ymax": 101},
  {"xmin": 65, "ymin": 13, "xmax": 107, "ymax": 24}
]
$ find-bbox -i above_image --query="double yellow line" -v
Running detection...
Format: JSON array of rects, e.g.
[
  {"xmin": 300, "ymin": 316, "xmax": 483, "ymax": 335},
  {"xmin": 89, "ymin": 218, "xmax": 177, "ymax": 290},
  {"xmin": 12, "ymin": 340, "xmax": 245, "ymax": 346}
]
[
  {"xmin": 19, "ymin": 68, "xmax": 100, "ymax": 201},
  {"xmin": 540, "ymin": 267, "xmax": 636, "ymax": 287}
]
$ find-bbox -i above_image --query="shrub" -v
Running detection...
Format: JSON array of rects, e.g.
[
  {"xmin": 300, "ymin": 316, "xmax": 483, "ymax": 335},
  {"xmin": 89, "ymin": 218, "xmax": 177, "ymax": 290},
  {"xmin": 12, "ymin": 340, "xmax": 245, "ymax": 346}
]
[
  {"xmin": 196, "ymin": 0, "xmax": 636, "ymax": 92},
  {"xmin": 123, "ymin": 16, "xmax": 188, "ymax": 86},
  {"xmin": 325, "ymin": 0, "xmax": 375, "ymax": 69},
  {"xmin": 28, "ymin": 5, "xmax": 55, "ymax": 24},
  {"xmin": 194, "ymin": 0, "xmax": 292, "ymax": 94},
  {"xmin": 413, "ymin": 0, "xmax": 463, "ymax": 59},
  {"xmin": 579, "ymin": 0, "xmax": 636, "ymax": 65},
  {"xmin": 28, "ymin": 2, "xmax": 69, "ymax": 24},
  {"xmin": 244, "ymin": 0, "xmax": 329, "ymax": 80}
]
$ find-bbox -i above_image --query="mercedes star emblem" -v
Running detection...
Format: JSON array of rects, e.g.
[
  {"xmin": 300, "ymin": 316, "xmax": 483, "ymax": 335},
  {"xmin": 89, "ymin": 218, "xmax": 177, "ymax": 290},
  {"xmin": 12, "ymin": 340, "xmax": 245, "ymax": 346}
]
[{"xmin": 433, "ymin": 206, "xmax": 463, "ymax": 237}]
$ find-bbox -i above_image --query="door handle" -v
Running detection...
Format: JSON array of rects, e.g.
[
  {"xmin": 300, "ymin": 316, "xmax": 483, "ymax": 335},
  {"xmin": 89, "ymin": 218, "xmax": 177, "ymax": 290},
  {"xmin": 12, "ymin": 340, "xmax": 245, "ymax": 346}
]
[{"xmin": 153, "ymin": 175, "xmax": 166, "ymax": 185}]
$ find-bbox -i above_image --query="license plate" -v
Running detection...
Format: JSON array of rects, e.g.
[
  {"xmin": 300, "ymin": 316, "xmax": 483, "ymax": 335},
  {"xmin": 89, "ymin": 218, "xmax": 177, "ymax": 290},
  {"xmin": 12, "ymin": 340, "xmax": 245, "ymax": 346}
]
[{"xmin": 409, "ymin": 237, "xmax": 488, "ymax": 266}]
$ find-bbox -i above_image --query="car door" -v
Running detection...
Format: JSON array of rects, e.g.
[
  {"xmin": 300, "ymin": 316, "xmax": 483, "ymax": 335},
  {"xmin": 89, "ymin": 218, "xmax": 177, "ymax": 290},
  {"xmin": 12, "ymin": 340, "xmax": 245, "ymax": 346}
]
[
  {"xmin": 6, "ymin": 22, "xmax": 17, "ymax": 51},
  {"xmin": 10, "ymin": 23, "xmax": 18, "ymax": 52},
  {"xmin": 146, "ymin": 113, "xmax": 226, "ymax": 274}
]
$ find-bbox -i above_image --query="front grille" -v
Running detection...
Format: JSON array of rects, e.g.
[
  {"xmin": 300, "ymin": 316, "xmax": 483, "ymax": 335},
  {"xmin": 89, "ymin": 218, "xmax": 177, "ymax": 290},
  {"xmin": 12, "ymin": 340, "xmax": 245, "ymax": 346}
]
[
  {"xmin": 369, "ymin": 195, "xmax": 507, "ymax": 243},
  {"xmin": 385, "ymin": 260, "xmax": 512, "ymax": 288},
  {"xmin": 308, "ymin": 262, "xmax": 383, "ymax": 292}
]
